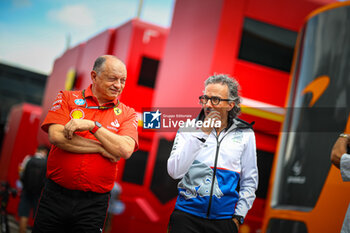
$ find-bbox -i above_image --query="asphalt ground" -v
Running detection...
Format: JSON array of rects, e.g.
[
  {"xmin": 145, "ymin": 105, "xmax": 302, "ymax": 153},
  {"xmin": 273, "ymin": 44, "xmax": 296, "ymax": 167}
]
[{"xmin": 4, "ymin": 214, "xmax": 31, "ymax": 233}]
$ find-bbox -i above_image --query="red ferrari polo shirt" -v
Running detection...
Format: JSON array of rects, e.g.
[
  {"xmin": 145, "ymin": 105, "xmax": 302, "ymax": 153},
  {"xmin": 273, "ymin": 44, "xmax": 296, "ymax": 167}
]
[{"xmin": 42, "ymin": 85, "xmax": 139, "ymax": 193}]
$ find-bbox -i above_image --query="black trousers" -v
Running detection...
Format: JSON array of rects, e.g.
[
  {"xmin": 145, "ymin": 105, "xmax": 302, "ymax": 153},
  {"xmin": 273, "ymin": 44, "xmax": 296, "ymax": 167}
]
[
  {"xmin": 32, "ymin": 179, "xmax": 110, "ymax": 233},
  {"xmin": 168, "ymin": 209, "xmax": 238, "ymax": 233}
]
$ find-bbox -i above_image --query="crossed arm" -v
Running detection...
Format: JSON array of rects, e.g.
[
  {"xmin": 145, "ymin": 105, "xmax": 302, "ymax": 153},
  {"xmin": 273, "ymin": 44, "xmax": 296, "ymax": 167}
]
[{"xmin": 48, "ymin": 119, "xmax": 135, "ymax": 162}]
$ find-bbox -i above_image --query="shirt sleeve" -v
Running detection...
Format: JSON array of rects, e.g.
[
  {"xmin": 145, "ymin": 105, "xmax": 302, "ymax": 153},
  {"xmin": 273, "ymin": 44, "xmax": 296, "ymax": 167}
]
[
  {"xmin": 41, "ymin": 91, "xmax": 71, "ymax": 132},
  {"xmin": 234, "ymin": 130, "xmax": 259, "ymax": 218},
  {"xmin": 19, "ymin": 155, "xmax": 31, "ymax": 180},
  {"xmin": 167, "ymin": 129, "xmax": 209, "ymax": 179},
  {"xmin": 340, "ymin": 153, "xmax": 350, "ymax": 181},
  {"xmin": 117, "ymin": 108, "xmax": 139, "ymax": 151}
]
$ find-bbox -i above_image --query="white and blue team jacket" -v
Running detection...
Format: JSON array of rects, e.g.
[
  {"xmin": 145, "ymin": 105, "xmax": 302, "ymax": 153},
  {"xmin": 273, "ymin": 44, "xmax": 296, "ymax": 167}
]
[{"xmin": 167, "ymin": 118, "xmax": 258, "ymax": 220}]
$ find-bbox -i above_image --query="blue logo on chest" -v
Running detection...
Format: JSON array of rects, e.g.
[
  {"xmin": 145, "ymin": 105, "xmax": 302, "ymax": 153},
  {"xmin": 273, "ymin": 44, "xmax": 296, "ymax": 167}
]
[{"xmin": 74, "ymin": 99, "xmax": 85, "ymax": 106}]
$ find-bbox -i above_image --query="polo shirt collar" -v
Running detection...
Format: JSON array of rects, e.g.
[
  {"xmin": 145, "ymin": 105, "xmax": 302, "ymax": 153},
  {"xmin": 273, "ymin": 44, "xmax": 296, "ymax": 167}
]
[{"xmin": 84, "ymin": 85, "xmax": 119, "ymax": 106}]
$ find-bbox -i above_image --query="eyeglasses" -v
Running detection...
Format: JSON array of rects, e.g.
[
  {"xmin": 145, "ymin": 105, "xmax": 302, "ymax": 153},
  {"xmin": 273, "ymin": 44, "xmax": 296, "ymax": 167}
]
[
  {"xmin": 199, "ymin": 95, "xmax": 233, "ymax": 106},
  {"xmin": 82, "ymin": 89, "xmax": 119, "ymax": 110}
]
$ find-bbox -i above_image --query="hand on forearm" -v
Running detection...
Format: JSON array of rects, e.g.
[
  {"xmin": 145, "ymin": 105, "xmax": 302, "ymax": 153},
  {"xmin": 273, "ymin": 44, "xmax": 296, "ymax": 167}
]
[
  {"xmin": 49, "ymin": 123, "xmax": 125, "ymax": 162},
  {"xmin": 49, "ymin": 124, "xmax": 101, "ymax": 154},
  {"xmin": 64, "ymin": 119, "xmax": 94, "ymax": 140},
  {"xmin": 63, "ymin": 119, "xmax": 135, "ymax": 159}
]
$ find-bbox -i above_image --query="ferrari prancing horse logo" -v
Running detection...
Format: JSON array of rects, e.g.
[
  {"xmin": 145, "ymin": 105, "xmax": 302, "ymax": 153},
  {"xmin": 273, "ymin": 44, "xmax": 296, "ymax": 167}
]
[{"xmin": 114, "ymin": 107, "xmax": 122, "ymax": 116}]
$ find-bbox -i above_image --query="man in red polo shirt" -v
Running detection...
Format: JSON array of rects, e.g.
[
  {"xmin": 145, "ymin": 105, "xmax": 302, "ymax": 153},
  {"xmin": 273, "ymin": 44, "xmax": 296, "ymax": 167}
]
[{"xmin": 33, "ymin": 55, "xmax": 138, "ymax": 233}]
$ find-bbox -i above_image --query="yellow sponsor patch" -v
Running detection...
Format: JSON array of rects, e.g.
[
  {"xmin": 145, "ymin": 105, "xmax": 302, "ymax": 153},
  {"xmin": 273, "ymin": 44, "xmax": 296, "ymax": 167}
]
[
  {"xmin": 114, "ymin": 107, "xmax": 122, "ymax": 116},
  {"xmin": 70, "ymin": 109, "xmax": 85, "ymax": 119}
]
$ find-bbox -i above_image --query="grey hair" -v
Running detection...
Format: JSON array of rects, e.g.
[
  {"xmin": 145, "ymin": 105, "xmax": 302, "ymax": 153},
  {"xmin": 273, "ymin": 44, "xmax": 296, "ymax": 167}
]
[
  {"xmin": 93, "ymin": 56, "xmax": 106, "ymax": 75},
  {"xmin": 204, "ymin": 74, "xmax": 241, "ymax": 118}
]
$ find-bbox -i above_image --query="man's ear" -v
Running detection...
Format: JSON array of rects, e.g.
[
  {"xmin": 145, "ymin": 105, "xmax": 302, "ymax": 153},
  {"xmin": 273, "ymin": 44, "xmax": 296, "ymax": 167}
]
[
  {"xmin": 228, "ymin": 101, "xmax": 235, "ymax": 112},
  {"xmin": 91, "ymin": 70, "xmax": 97, "ymax": 83}
]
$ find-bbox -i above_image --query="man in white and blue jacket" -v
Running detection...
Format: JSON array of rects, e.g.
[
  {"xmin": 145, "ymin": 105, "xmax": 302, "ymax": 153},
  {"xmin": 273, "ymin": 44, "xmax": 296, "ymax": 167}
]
[
  {"xmin": 167, "ymin": 74, "xmax": 258, "ymax": 233},
  {"xmin": 331, "ymin": 133, "xmax": 350, "ymax": 233}
]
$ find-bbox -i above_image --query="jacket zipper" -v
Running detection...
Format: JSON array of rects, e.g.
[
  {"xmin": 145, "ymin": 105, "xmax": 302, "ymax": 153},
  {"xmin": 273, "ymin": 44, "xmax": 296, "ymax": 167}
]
[
  {"xmin": 206, "ymin": 126, "xmax": 241, "ymax": 218},
  {"xmin": 206, "ymin": 136, "xmax": 220, "ymax": 218}
]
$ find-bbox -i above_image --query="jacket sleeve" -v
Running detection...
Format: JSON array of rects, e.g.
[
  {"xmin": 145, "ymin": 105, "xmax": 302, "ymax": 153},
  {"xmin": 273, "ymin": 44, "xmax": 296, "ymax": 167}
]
[
  {"xmin": 341, "ymin": 153, "xmax": 350, "ymax": 181},
  {"xmin": 167, "ymin": 130, "xmax": 209, "ymax": 179},
  {"xmin": 235, "ymin": 130, "xmax": 258, "ymax": 218}
]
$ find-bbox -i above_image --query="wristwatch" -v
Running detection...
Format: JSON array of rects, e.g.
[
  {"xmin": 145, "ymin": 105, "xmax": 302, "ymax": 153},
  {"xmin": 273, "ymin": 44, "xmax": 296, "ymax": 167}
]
[
  {"xmin": 90, "ymin": 121, "xmax": 102, "ymax": 134},
  {"xmin": 339, "ymin": 133, "xmax": 349, "ymax": 139},
  {"xmin": 233, "ymin": 215, "xmax": 244, "ymax": 225}
]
